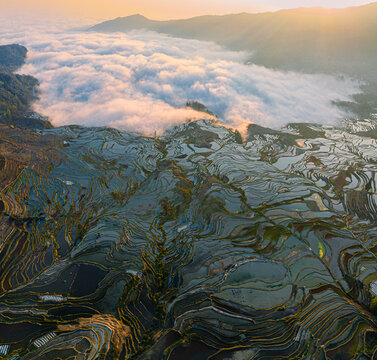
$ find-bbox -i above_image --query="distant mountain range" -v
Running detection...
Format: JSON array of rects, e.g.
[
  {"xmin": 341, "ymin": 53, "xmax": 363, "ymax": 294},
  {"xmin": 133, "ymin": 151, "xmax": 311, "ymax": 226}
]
[{"xmin": 90, "ymin": 2, "xmax": 377, "ymax": 79}]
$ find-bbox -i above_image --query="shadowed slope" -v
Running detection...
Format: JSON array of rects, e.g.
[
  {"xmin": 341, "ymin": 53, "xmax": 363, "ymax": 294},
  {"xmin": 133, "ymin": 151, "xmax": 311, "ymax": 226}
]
[
  {"xmin": 90, "ymin": 3, "xmax": 377, "ymax": 78},
  {"xmin": 0, "ymin": 44, "xmax": 27, "ymax": 73}
]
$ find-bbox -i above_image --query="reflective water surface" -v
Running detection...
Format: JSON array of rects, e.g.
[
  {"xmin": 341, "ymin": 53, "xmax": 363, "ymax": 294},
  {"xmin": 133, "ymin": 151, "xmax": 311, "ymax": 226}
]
[{"xmin": 1, "ymin": 117, "xmax": 377, "ymax": 359}]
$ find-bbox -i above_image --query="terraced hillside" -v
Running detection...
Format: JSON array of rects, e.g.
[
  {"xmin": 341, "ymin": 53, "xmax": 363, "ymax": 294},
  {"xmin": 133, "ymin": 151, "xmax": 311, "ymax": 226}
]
[{"xmin": 1, "ymin": 117, "xmax": 377, "ymax": 359}]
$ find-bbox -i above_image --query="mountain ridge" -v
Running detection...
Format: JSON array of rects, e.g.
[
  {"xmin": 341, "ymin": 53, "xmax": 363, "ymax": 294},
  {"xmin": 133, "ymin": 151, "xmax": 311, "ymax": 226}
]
[
  {"xmin": 89, "ymin": 2, "xmax": 377, "ymax": 79},
  {"xmin": 92, "ymin": 2, "xmax": 377, "ymax": 23}
]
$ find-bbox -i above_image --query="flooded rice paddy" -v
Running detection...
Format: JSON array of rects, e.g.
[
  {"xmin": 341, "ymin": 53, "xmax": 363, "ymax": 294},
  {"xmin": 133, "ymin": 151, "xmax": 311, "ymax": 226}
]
[{"xmin": 1, "ymin": 117, "xmax": 377, "ymax": 359}]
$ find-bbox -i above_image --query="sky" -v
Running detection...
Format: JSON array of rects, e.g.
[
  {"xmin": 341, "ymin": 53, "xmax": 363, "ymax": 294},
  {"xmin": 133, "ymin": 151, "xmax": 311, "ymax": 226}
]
[{"xmin": 0, "ymin": 0, "xmax": 374, "ymax": 19}]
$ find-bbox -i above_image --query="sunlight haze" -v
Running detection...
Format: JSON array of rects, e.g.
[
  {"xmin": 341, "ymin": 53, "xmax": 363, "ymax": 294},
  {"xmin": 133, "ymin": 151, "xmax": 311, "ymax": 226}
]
[
  {"xmin": 0, "ymin": 0, "xmax": 374, "ymax": 19},
  {"xmin": 1, "ymin": 0, "xmax": 377, "ymax": 358}
]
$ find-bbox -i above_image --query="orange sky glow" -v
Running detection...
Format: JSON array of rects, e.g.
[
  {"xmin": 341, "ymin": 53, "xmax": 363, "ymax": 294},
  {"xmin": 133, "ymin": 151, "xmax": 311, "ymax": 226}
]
[{"xmin": 0, "ymin": 0, "xmax": 374, "ymax": 20}]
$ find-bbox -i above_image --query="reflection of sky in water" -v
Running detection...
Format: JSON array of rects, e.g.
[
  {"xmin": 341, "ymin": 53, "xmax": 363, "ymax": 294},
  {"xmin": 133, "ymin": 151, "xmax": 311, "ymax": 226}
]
[
  {"xmin": 4, "ymin": 116, "xmax": 377, "ymax": 357},
  {"xmin": 1, "ymin": 14, "xmax": 377, "ymax": 360},
  {"xmin": 1, "ymin": 107, "xmax": 377, "ymax": 358}
]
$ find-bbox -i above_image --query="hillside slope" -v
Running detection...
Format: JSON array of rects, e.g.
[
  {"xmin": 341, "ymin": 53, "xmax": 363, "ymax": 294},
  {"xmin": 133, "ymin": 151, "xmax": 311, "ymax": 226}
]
[
  {"xmin": 0, "ymin": 44, "xmax": 51, "ymax": 129},
  {"xmin": 90, "ymin": 3, "xmax": 377, "ymax": 78},
  {"xmin": 0, "ymin": 44, "xmax": 28, "ymax": 72}
]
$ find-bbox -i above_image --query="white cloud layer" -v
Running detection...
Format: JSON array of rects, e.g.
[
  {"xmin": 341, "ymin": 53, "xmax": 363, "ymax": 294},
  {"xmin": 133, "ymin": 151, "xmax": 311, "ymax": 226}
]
[{"xmin": 0, "ymin": 19, "xmax": 359, "ymax": 136}]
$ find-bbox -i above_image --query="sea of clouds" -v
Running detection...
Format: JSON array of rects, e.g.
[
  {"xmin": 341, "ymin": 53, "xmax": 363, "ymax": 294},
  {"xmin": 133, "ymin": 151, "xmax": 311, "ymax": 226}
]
[{"xmin": 0, "ymin": 17, "xmax": 360, "ymax": 136}]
